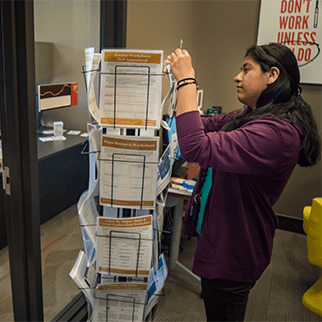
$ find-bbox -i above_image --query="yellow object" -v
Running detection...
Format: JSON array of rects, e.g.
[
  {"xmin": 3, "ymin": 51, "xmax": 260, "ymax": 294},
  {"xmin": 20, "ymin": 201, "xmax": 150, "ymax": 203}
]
[{"xmin": 302, "ymin": 197, "xmax": 322, "ymax": 316}]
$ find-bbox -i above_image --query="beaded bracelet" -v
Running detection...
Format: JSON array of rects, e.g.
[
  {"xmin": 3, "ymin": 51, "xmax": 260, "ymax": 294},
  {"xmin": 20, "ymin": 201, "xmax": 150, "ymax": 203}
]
[{"xmin": 176, "ymin": 80, "xmax": 199, "ymax": 91}]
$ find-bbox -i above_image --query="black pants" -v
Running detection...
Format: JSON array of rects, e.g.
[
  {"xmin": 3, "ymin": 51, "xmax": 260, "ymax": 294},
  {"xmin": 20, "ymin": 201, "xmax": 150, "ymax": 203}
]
[{"xmin": 201, "ymin": 278, "xmax": 256, "ymax": 322}]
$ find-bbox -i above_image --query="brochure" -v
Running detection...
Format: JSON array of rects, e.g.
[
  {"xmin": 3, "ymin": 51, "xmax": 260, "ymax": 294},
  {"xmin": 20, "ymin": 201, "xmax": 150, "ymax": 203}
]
[
  {"xmin": 77, "ymin": 127, "xmax": 101, "ymax": 266},
  {"xmin": 99, "ymin": 134, "xmax": 159, "ymax": 209},
  {"xmin": 92, "ymin": 282, "xmax": 147, "ymax": 322},
  {"xmin": 85, "ymin": 47, "xmax": 101, "ymax": 122},
  {"xmin": 99, "ymin": 49, "xmax": 163, "ymax": 129},
  {"xmin": 144, "ymin": 253, "xmax": 168, "ymax": 319},
  {"xmin": 96, "ymin": 215, "xmax": 153, "ymax": 277},
  {"xmin": 69, "ymin": 251, "xmax": 97, "ymax": 307},
  {"xmin": 156, "ymin": 142, "xmax": 175, "ymax": 196}
]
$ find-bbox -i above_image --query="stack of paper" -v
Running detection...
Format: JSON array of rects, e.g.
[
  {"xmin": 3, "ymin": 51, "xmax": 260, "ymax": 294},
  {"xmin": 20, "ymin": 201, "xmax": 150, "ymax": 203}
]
[{"xmin": 69, "ymin": 251, "xmax": 97, "ymax": 307}]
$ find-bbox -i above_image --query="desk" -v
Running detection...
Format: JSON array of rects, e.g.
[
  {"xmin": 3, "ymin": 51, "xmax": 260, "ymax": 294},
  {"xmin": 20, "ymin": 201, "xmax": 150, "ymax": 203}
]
[
  {"xmin": 37, "ymin": 135, "xmax": 89, "ymax": 224},
  {"xmin": 167, "ymin": 188, "xmax": 201, "ymax": 284},
  {"xmin": 0, "ymin": 134, "xmax": 88, "ymax": 250}
]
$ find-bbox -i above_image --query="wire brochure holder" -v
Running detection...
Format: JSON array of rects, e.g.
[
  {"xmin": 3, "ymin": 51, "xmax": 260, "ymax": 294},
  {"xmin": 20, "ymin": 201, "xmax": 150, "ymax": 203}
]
[
  {"xmin": 81, "ymin": 65, "xmax": 175, "ymax": 128},
  {"xmin": 98, "ymin": 152, "xmax": 159, "ymax": 210},
  {"xmin": 96, "ymin": 215, "xmax": 153, "ymax": 276},
  {"xmin": 71, "ymin": 47, "xmax": 179, "ymax": 322},
  {"xmin": 99, "ymin": 65, "xmax": 165, "ymax": 130},
  {"xmin": 96, "ymin": 230, "xmax": 153, "ymax": 277},
  {"xmin": 99, "ymin": 131, "xmax": 159, "ymax": 210},
  {"xmin": 92, "ymin": 284, "xmax": 165, "ymax": 322}
]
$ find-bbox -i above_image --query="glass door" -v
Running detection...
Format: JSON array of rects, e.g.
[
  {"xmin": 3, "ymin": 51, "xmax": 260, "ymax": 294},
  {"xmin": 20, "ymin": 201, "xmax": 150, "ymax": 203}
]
[{"xmin": 0, "ymin": 1, "xmax": 126, "ymax": 320}]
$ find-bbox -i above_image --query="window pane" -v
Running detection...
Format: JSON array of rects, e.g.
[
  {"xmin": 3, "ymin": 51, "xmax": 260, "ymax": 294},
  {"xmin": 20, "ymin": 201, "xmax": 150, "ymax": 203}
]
[{"xmin": 34, "ymin": 1, "xmax": 100, "ymax": 320}]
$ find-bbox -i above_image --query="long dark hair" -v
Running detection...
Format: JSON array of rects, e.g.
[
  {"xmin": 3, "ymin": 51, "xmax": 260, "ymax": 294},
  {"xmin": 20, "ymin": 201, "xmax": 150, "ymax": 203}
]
[{"xmin": 221, "ymin": 43, "xmax": 321, "ymax": 167}]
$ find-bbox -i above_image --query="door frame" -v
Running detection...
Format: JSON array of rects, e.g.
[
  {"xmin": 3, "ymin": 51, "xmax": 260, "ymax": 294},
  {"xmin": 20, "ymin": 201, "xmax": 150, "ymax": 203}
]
[{"xmin": 0, "ymin": 0, "xmax": 43, "ymax": 321}]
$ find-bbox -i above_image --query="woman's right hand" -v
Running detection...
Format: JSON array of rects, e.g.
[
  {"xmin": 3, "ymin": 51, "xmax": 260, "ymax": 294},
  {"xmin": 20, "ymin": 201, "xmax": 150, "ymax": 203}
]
[{"xmin": 164, "ymin": 48, "xmax": 195, "ymax": 82}]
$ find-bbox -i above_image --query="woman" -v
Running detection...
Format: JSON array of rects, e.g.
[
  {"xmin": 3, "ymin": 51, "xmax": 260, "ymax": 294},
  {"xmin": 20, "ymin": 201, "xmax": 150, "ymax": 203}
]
[{"xmin": 164, "ymin": 43, "xmax": 321, "ymax": 322}]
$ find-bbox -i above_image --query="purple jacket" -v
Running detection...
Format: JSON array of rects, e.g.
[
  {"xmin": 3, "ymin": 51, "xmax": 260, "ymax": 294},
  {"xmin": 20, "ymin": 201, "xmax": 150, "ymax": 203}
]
[{"xmin": 176, "ymin": 110, "xmax": 302, "ymax": 282}]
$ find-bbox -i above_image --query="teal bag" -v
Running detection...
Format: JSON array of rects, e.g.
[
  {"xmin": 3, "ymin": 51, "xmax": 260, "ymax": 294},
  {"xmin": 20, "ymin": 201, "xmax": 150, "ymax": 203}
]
[{"xmin": 196, "ymin": 168, "xmax": 212, "ymax": 235}]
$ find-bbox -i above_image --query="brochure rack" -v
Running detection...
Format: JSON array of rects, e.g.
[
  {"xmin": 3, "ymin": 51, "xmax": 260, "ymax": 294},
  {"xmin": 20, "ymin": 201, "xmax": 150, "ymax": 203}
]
[{"xmin": 71, "ymin": 48, "xmax": 175, "ymax": 322}]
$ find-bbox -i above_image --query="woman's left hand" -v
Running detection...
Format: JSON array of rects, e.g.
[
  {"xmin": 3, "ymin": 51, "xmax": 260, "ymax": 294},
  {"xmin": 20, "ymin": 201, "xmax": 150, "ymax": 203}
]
[{"xmin": 164, "ymin": 48, "xmax": 195, "ymax": 81}]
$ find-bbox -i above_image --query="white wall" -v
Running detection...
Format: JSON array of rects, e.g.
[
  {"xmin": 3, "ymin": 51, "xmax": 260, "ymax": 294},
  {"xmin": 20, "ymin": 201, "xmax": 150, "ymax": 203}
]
[
  {"xmin": 127, "ymin": 0, "xmax": 322, "ymax": 219},
  {"xmin": 126, "ymin": 0, "xmax": 199, "ymax": 107},
  {"xmin": 34, "ymin": 0, "xmax": 100, "ymax": 132},
  {"xmin": 33, "ymin": 0, "xmax": 321, "ymax": 218}
]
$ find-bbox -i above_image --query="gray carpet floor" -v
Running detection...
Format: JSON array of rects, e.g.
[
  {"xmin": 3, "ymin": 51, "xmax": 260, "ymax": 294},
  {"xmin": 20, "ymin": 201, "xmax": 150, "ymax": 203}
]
[
  {"xmin": 0, "ymin": 206, "xmax": 83, "ymax": 322},
  {"xmin": 0, "ymin": 206, "xmax": 321, "ymax": 322},
  {"xmin": 154, "ymin": 229, "xmax": 321, "ymax": 322}
]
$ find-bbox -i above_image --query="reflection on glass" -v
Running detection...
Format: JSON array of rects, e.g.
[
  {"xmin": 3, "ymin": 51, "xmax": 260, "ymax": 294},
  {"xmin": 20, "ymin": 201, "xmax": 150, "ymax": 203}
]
[
  {"xmin": 33, "ymin": 0, "xmax": 100, "ymax": 320},
  {"xmin": 40, "ymin": 206, "xmax": 84, "ymax": 321}
]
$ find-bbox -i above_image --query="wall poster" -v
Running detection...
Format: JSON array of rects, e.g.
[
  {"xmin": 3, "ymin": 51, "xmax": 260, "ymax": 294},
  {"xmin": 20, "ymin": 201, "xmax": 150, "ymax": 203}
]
[{"xmin": 257, "ymin": 0, "xmax": 321, "ymax": 84}]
